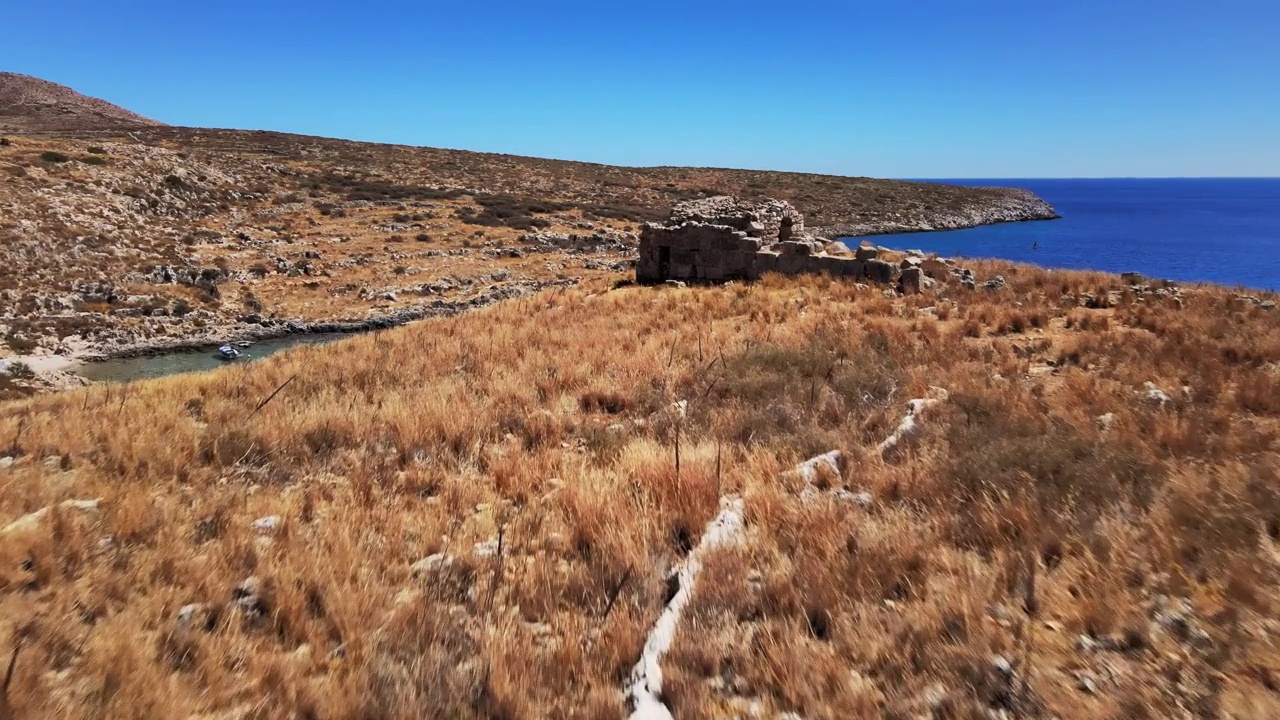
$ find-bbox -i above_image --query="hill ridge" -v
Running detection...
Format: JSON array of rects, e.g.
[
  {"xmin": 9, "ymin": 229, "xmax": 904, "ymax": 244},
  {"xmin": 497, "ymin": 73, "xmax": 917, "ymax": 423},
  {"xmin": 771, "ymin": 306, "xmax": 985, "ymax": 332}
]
[{"xmin": 0, "ymin": 71, "xmax": 165, "ymax": 132}]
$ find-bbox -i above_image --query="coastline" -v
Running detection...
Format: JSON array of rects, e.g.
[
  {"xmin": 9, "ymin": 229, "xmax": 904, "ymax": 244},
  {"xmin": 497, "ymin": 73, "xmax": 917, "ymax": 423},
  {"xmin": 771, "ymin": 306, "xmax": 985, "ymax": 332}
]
[
  {"xmin": 2, "ymin": 279, "xmax": 578, "ymax": 390},
  {"xmin": 816, "ymin": 188, "xmax": 1061, "ymax": 238}
]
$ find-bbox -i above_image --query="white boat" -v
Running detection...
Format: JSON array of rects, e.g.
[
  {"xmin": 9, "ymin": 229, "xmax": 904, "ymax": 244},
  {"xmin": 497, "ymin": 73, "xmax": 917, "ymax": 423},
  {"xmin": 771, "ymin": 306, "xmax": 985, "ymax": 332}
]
[{"xmin": 217, "ymin": 345, "xmax": 243, "ymax": 361}]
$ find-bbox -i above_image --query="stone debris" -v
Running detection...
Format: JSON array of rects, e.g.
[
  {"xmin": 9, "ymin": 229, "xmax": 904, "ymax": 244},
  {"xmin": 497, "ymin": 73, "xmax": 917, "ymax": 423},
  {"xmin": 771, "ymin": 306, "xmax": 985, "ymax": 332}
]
[
  {"xmin": 232, "ymin": 576, "xmax": 268, "ymax": 617},
  {"xmin": 922, "ymin": 682, "xmax": 949, "ymax": 710},
  {"xmin": 474, "ymin": 539, "xmax": 500, "ymax": 558},
  {"xmin": 789, "ymin": 450, "xmax": 843, "ymax": 485},
  {"xmin": 900, "ymin": 265, "xmax": 923, "ymax": 294},
  {"xmin": 176, "ymin": 603, "xmax": 217, "ymax": 631},
  {"xmin": 1, "ymin": 498, "xmax": 101, "ymax": 537},
  {"xmin": 520, "ymin": 231, "xmax": 634, "ymax": 253},
  {"xmin": 412, "ymin": 550, "xmax": 458, "ymax": 573},
  {"xmin": 1076, "ymin": 634, "xmax": 1100, "ymax": 653},
  {"xmin": 1234, "ymin": 292, "xmax": 1277, "ymax": 310},
  {"xmin": 1141, "ymin": 382, "xmax": 1172, "ymax": 407},
  {"xmin": 250, "ymin": 515, "xmax": 281, "ymax": 534},
  {"xmin": 878, "ymin": 393, "xmax": 946, "ymax": 457}
]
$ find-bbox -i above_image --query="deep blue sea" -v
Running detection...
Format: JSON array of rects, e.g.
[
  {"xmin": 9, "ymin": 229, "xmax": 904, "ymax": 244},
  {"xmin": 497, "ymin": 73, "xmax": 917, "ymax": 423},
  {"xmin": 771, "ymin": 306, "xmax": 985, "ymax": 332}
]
[{"xmin": 843, "ymin": 178, "xmax": 1280, "ymax": 291}]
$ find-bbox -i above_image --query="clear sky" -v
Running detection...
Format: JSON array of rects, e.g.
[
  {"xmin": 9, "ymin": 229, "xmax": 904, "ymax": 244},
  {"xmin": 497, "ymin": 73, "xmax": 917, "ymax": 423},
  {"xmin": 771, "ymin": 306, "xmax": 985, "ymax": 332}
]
[{"xmin": 5, "ymin": 1, "xmax": 1278, "ymax": 178}]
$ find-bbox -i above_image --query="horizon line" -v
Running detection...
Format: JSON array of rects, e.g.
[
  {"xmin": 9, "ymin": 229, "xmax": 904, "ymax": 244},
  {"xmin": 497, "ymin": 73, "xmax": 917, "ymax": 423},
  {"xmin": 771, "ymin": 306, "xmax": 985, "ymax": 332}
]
[{"xmin": 907, "ymin": 176, "xmax": 1280, "ymax": 181}]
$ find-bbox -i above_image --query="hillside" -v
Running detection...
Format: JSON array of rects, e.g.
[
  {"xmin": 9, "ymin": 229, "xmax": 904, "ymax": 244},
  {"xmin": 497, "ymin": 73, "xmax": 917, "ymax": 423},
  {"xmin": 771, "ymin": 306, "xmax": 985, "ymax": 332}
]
[
  {"xmin": 1, "ymin": 73, "xmax": 1056, "ymax": 377},
  {"xmin": 0, "ymin": 129, "xmax": 1056, "ymax": 371},
  {"xmin": 1, "ymin": 264, "xmax": 1279, "ymax": 718},
  {"xmin": 0, "ymin": 73, "xmax": 165, "ymax": 133}
]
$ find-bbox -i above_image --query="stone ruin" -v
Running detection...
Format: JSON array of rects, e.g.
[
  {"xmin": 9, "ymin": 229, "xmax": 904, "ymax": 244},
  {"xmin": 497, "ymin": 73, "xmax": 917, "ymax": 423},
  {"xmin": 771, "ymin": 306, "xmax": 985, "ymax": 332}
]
[{"xmin": 637, "ymin": 196, "xmax": 906, "ymax": 287}]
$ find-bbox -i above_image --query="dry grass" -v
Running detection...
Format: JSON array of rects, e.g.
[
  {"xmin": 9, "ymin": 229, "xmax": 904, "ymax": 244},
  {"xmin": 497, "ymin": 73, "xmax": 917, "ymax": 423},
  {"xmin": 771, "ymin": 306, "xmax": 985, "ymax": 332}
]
[{"xmin": 2, "ymin": 265, "xmax": 1280, "ymax": 719}]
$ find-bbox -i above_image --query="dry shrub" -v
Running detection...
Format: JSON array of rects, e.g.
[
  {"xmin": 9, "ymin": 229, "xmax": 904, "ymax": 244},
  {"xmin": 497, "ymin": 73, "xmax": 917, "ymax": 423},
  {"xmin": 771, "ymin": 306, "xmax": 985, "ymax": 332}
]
[
  {"xmin": 578, "ymin": 389, "xmax": 633, "ymax": 415},
  {"xmin": 357, "ymin": 598, "xmax": 483, "ymax": 718},
  {"xmin": 713, "ymin": 326, "xmax": 901, "ymax": 452},
  {"xmin": 1235, "ymin": 371, "xmax": 1280, "ymax": 415},
  {"xmin": 933, "ymin": 391, "xmax": 1161, "ymax": 549}
]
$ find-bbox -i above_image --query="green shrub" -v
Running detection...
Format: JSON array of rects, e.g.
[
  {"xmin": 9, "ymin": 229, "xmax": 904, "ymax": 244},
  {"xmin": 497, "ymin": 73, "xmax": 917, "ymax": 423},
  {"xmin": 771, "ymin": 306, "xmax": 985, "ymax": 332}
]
[
  {"xmin": 2, "ymin": 360, "xmax": 35, "ymax": 379},
  {"xmin": 455, "ymin": 194, "xmax": 571, "ymax": 228},
  {"xmin": 82, "ymin": 155, "xmax": 109, "ymax": 166},
  {"xmin": 0, "ymin": 138, "xmax": 11, "ymax": 147},
  {"xmin": 87, "ymin": 146, "xmax": 107, "ymax": 154},
  {"xmin": 40, "ymin": 151, "xmax": 70, "ymax": 163}
]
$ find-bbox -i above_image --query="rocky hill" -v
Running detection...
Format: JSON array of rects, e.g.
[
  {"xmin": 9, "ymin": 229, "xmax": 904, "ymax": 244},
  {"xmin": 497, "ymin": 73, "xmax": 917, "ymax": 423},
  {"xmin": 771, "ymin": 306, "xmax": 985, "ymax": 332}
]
[{"xmin": 0, "ymin": 72, "xmax": 165, "ymax": 133}]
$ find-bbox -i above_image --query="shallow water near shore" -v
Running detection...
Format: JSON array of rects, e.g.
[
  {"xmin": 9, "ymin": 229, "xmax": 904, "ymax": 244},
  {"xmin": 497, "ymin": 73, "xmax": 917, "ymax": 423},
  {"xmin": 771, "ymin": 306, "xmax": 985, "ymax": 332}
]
[
  {"xmin": 843, "ymin": 178, "xmax": 1280, "ymax": 291},
  {"xmin": 75, "ymin": 333, "xmax": 351, "ymax": 384}
]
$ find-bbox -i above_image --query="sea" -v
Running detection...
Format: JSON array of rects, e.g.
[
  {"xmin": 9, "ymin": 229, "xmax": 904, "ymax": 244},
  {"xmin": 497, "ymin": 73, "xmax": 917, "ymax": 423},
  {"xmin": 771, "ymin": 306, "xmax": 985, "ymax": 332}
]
[{"xmin": 842, "ymin": 178, "xmax": 1280, "ymax": 292}]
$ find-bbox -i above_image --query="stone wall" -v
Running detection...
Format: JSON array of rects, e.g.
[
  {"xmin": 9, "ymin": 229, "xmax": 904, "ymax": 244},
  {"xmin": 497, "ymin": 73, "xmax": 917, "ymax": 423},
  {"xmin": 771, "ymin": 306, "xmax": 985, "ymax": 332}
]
[
  {"xmin": 637, "ymin": 196, "xmax": 900, "ymax": 286},
  {"xmin": 666, "ymin": 195, "xmax": 806, "ymax": 241}
]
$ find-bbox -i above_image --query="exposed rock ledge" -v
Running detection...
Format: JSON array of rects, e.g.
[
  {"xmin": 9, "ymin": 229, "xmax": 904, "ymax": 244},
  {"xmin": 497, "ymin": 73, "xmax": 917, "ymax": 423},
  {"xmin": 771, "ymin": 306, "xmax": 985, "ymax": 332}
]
[{"xmin": 815, "ymin": 188, "xmax": 1060, "ymax": 238}]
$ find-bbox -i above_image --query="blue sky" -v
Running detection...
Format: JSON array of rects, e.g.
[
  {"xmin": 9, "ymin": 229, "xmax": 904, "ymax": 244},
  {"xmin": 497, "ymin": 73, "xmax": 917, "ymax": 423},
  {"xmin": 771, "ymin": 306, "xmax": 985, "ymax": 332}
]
[{"xmin": 5, "ymin": 1, "xmax": 1278, "ymax": 178}]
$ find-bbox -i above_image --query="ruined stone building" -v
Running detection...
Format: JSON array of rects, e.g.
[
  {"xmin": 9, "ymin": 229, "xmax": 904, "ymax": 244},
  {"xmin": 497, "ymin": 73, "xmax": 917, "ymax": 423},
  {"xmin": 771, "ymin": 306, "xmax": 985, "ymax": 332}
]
[{"xmin": 636, "ymin": 196, "xmax": 905, "ymax": 287}]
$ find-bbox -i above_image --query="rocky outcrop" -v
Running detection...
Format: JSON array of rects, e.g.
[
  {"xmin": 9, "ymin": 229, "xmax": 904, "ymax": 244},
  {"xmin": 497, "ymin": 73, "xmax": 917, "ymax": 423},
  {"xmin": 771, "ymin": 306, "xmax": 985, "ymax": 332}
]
[{"xmin": 817, "ymin": 187, "xmax": 1059, "ymax": 238}]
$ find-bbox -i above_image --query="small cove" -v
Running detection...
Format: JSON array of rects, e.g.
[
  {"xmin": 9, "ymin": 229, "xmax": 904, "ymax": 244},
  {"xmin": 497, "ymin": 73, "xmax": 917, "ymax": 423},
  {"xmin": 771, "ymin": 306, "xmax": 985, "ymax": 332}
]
[{"xmin": 74, "ymin": 333, "xmax": 352, "ymax": 384}]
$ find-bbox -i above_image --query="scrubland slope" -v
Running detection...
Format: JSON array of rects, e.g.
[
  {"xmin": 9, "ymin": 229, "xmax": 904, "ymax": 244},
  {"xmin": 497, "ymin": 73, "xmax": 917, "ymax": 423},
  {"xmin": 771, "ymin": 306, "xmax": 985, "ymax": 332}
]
[{"xmin": 2, "ymin": 261, "xmax": 1280, "ymax": 719}]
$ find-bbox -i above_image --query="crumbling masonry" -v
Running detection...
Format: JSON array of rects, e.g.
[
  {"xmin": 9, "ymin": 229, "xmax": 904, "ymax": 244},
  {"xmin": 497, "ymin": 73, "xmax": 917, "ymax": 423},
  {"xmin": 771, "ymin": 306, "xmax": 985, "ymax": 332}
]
[{"xmin": 637, "ymin": 196, "xmax": 900, "ymax": 285}]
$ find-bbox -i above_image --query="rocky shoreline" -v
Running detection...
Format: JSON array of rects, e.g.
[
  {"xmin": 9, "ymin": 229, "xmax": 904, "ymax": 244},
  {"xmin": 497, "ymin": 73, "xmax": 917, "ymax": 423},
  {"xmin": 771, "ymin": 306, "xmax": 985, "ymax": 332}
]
[
  {"xmin": 816, "ymin": 188, "xmax": 1061, "ymax": 238},
  {"xmin": 77, "ymin": 278, "xmax": 578, "ymax": 361},
  {"xmin": 2, "ymin": 279, "xmax": 578, "ymax": 394}
]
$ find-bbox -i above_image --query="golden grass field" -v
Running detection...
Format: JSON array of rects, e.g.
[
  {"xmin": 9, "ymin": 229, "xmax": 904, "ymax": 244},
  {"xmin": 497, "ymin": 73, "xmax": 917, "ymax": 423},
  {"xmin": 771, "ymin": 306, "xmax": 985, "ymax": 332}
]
[{"xmin": 2, "ymin": 261, "xmax": 1280, "ymax": 719}]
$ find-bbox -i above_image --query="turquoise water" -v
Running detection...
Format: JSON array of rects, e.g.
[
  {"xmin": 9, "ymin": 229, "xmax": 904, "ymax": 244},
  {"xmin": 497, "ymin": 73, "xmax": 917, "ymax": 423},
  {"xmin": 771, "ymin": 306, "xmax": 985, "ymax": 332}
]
[
  {"xmin": 75, "ymin": 333, "xmax": 350, "ymax": 383},
  {"xmin": 843, "ymin": 178, "xmax": 1280, "ymax": 291}
]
